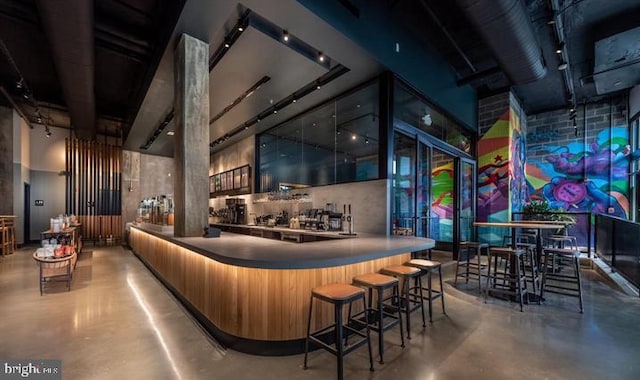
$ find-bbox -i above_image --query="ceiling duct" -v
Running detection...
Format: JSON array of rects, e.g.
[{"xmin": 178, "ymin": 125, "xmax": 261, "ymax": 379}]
[
  {"xmin": 36, "ymin": 0, "xmax": 96, "ymax": 140},
  {"xmin": 456, "ymin": 0, "xmax": 546, "ymax": 84},
  {"xmin": 593, "ymin": 26, "xmax": 640, "ymax": 95}
]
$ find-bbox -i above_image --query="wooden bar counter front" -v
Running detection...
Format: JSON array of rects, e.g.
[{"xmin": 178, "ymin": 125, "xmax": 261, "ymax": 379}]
[{"xmin": 129, "ymin": 225, "xmax": 434, "ymax": 355}]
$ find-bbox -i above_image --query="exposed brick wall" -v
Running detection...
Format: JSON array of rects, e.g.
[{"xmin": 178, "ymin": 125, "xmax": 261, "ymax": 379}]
[{"xmin": 478, "ymin": 92, "xmax": 510, "ymax": 136}]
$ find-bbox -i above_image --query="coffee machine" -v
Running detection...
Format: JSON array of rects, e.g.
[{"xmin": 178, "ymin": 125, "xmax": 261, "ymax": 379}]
[{"xmin": 226, "ymin": 198, "xmax": 247, "ymax": 225}]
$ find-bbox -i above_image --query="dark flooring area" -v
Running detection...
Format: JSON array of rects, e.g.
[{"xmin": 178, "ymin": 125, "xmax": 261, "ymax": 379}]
[{"xmin": 1, "ymin": 245, "xmax": 639, "ymax": 379}]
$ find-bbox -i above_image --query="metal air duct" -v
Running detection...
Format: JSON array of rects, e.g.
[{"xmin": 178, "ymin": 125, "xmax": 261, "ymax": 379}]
[
  {"xmin": 37, "ymin": 0, "xmax": 96, "ymax": 140},
  {"xmin": 456, "ymin": 0, "xmax": 546, "ymax": 84}
]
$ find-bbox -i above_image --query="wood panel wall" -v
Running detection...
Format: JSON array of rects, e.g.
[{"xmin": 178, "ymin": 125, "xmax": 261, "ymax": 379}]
[
  {"xmin": 66, "ymin": 139, "xmax": 122, "ymax": 242},
  {"xmin": 129, "ymin": 228, "xmax": 410, "ymax": 341}
]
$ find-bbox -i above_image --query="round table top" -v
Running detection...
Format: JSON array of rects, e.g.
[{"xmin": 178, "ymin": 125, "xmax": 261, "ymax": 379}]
[{"xmin": 32, "ymin": 251, "xmax": 76, "ymax": 263}]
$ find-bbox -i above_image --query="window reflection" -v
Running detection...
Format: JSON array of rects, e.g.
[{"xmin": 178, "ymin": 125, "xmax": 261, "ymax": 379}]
[
  {"xmin": 394, "ymin": 83, "xmax": 473, "ymax": 154},
  {"xmin": 258, "ymin": 82, "xmax": 379, "ymax": 192}
]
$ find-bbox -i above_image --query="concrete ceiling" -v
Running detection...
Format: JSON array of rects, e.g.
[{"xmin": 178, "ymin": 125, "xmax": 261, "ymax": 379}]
[{"xmin": 124, "ymin": 0, "xmax": 383, "ymax": 157}]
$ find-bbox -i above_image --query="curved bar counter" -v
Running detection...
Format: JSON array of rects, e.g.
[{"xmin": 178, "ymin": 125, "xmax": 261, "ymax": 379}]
[{"xmin": 129, "ymin": 224, "xmax": 434, "ymax": 355}]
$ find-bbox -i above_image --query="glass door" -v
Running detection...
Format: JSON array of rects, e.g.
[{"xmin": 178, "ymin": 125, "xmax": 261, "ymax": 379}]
[
  {"xmin": 430, "ymin": 149, "xmax": 455, "ymax": 244},
  {"xmin": 392, "ymin": 132, "xmax": 416, "ymax": 235},
  {"xmin": 458, "ymin": 158, "xmax": 476, "ymax": 244}
]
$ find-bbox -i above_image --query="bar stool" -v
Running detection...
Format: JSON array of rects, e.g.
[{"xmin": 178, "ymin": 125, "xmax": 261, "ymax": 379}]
[
  {"xmin": 455, "ymin": 242, "xmax": 489, "ymax": 293},
  {"xmin": 351, "ymin": 273, "xmax": 404, "ymax": 364},
  {"xmin": 405, "ymin": 259, "xmax": 446, "ymax": 323},
  {"xmin": 485, "ymin": 247, "xmax": 528, "ymax": 311},
  {"xmin": 546, "ymin": 235, "xmax": 578, "ymax": 250},
  {"xmin": 541, "ymin": 248, "xmax": 583, "ymax": 313},
  {"xmin": 515, "ymin": 242, "xmax": 541, "ymax": 295},
  {"xmin": 380, "ymin": 265, "xmax": 424, "ymax": 339},
  {"xmin": 303, "ymin": 283, "xmax": 374, "ymax": 380}
]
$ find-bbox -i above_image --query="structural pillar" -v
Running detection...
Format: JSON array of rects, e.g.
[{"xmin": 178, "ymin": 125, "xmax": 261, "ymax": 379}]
[
  {"xmin": 174, "ymin": 34, "xmax": 209, "ymax": 237},
  {"xmin": 0, "ymin": 106, "xmax": 14, "ymax": 215}
]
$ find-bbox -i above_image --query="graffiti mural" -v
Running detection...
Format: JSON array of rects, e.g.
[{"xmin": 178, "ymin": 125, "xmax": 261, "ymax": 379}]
[
  {"xmin": 525, "ymin": 127, "xmax": 631, "ymax": 217},
  {"xmin": 431, "ymin": 160, "xmax": 454, "ymax": 242},
  {"xmin": 477, "ymin": 110, "xmax": 510, "ymax": 223}
]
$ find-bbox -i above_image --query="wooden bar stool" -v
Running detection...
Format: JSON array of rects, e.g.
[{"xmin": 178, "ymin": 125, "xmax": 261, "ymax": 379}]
[
  {"xmin": 303, "ymin": 283, "xmax": 374, "ymax": 380},
  {"xmin": 405, "ymin": 259, "xmax": 447, "ymax": 322},
  {"xmin": 485, "ymin": 247, "xmax": 528, "ymax": 311},
  {"xmin": 541, "ymin": 248, "xmax": 583, "ymax": 313},
  {"xmin": 455, "ymin": 242, "xmax": 489, "ymax": 293},
  {"xmin": 351, "ymin": 273, "xmax": 404, "ymax": 364},
  {"xmin": 380, "ymin": 265, "xmax": 424, "ymax": 339}
]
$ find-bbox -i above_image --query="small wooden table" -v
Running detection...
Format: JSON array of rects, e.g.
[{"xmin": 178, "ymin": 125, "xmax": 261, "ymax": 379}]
[{"xmin": 33, "ymin": 252, "xmax": 77, "ymax": 295}]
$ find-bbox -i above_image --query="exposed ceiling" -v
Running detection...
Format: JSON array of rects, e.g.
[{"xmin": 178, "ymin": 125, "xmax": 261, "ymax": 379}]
[
  {"xmin": 0, "ymin": 0, "xmax": 184, "ymax": 139},
  {"xmin": 1, "ymin": 0, "xmax": 639, "ymax": 152},
  {"xmin": 124, "ymin": 0, "xmax": 383, "ymax": 157},
  {"xmin": 391, "ymin": 0, "xmax": 640, "ymax": 114}
]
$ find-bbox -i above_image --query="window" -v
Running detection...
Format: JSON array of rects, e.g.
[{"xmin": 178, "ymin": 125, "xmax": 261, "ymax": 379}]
[{"xmin": 257, "ymin": 82, "xmax": 379, "ymax": 192}]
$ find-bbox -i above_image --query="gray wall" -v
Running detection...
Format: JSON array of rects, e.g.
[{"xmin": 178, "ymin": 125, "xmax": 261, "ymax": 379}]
[
  {"xmin": 0, "ymin": 106, "xmax": 13, "ymax": 215},
  {"xmin": 29, "ymin": 170, "xmax": 65, "ymax": 241},
  {"xmin": 121, "ymin": 149, "xmax": 174, "ymax": 231}
]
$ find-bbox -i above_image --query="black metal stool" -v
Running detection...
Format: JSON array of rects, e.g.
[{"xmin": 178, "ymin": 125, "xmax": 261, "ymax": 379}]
[
  {"xmin": 303, "ymin": 283, "xmax": 374, "ymax": 380},
  {"xmin": 485, "ymin": 247, "xmax": 528, "ymax": 311},
  {"xmin": 541, "ymin": 248, "xmax": 584, "ymax": 313},
  {"xmin": 515, "ymin": 242, "xmax": 541, "ymax": 295},
  {"xmin": 351, "ymin": 273, "xmax": 405, "ymax": 364},
  {"xmin": 455, "ymin": 242, "xmax": 489, "ymax": 293},
  {"xmin": 405, "ymin": 259, "xmax": 446, "ymax": 322},
  {"xmin": 380, "ymin": 265, "xmax": 424, "ymax": 339}
]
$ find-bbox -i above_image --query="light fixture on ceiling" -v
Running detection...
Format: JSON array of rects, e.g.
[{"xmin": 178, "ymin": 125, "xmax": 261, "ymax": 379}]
[
  {"xmin": 555, "ymin": 42, "xmax": 564, "ymax": 54},
  {"xmin": 45, "ymin": 127, "xmax": 51, "ymax": 138},
  {"xmin": 273, "ymin": 109, "xmax": 277, "ymax": 114},
  {"xmin": 244, "ymin": 124, "xmax": 249, "ymax": 130},
  {"xmin": 283, "ymin": 30, "xmax": 289, "ymax": 42},
  {"xmin": 292, "ymin": 97, "xmax": 297, "ymax": 103},
  {"xmin": 318, "ymin": 51, "xmax": 325, "ymax": 62},
  {"xmin": 238, "ymin": 25, "xmax": 244, "ymax": 32},
  {"xmin": 224, "ymin": 39, "xmax": 230, "ymax": 48},
  {"xmin": 365, "ymin": 138, "xmax": 369, "ymax": 144},
  {"xmin": 336, "ymin": 128, "xmax": 341, "ymax": 135},
  {"xmin": 547, "ymin": 19, "xmax": 556, "ymax": 25},
  {"xmin": 166, "ymin": 131, "xmax": 175, "ymax": 136},
  {"xmin": 422, "ymin": 113, "xmax": 432, "ymax": 126},
  {"xmin": 351, "ymin": 134, "xmax": 356, "ymax": 140},
  {"xmin": 15, "ymin": 79, "xmax": 23, "ymax": 89},
  {"xmin": 557, "ymin": 62, "xmax": 568, "ymax": 70},
  {"xmin": 316, "ymin": 83, "xmax": 321, "ymax": 90}
]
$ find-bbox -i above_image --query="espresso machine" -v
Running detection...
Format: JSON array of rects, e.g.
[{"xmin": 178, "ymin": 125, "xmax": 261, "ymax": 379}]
[{"xmin": 226, "ymin": 198, "xmax": 247, "ymax": 225}]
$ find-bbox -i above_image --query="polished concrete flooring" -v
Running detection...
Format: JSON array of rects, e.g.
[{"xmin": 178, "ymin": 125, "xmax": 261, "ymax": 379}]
[{"xmin": 1, "ymin": 245, "xmax": 639, "ymax": 380}]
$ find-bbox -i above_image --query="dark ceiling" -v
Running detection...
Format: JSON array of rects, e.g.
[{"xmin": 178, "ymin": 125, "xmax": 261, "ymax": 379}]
[
  {"xmin": 392, "ymin": 0, "xmax": 640, "ymax": 114},
  {"xmin": 1, "ymin": 0, "xmax": 639, "ymax": 148}
]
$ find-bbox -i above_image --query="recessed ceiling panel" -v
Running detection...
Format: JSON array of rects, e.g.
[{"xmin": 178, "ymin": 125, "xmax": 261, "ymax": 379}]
[{"xmin": 209, "ymin": 27, "xmax": 327, "ymax": 139}]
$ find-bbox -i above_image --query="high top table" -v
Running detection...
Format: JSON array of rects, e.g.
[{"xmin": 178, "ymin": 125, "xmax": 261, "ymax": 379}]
[{"xmin": 474, "ymin": 221, "xmax": 565, "ymax": 262}]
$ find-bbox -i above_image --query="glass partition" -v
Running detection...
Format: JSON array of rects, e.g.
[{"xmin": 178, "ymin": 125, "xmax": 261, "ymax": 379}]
[
  {"xmin": 257, "ymin": 82, "xmax": 379, "ymax": 192},
  {"xmin": 394, "ymin": 82, "xmax": 473, "ymax": 154}
]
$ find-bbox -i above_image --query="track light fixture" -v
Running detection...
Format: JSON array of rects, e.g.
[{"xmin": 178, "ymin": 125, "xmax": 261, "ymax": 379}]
[
  {"xmin": 318, "ymin": 51, "xmax": 325, "ymax": 62},
  {"xmin": 558, "ymin": 62, "xmax": 568, "ymax": 70},
  {"xmin": 555, "ymin": 42, "xmax": 564, "ymax": 54},
  {"xmin": 283, "ymin": 30, "xmax": 289, "ymax": 42},
  {"xmin": 224, "ymin": 39, "xmax": 230, "ymax": 48}
]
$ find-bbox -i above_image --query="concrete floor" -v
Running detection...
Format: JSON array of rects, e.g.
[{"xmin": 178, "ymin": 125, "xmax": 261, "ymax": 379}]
[{"xmin": 1, "ymin": 245, "xmax": 639, "ymax": 380}]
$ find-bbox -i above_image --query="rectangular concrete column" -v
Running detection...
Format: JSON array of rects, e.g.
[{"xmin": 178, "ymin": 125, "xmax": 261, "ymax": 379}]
[
  {"xmin": 174, "ymin": 34, "xmax": 209, "ymax": 237},
  {"xmin": 0, "ymin": 106, "xmax": 14, "ymax": 215}
]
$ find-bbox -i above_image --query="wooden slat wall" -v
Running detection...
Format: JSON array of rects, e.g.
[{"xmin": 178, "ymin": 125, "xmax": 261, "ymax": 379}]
[
  {"xmin": 130, "ymin": 228, "xmax": 411, "ymax": 341},
  {"xmin": 66, "ymin": 139, "xmax": 122, "ymax": 242}
]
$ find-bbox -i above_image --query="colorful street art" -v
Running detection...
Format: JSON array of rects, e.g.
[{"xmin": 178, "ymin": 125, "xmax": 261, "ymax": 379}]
[
  {"xmin": 477, "ymin": 110, "xmax": 511, "ymax": 223},
  {"xmin": 525, "ymin": 127, "xmax": 631, "ymax": 218},
  {"xmin": 477, "ymin": 107, "xmax": 528, "ymax": 244},
  {"xmin": 431, "ymin": 161, "xmax": 453, "ymax": 241}
]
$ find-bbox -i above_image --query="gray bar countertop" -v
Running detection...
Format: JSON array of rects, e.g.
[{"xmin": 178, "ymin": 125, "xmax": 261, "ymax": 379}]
[{"xmin": 131, "ymin": 224, "xmax": 435, "ymax": 269}]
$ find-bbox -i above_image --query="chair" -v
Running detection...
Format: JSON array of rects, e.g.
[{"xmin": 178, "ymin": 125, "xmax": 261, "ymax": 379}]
[
  {"xmin": 485, "ymin": 247, "xmax": 528, "ymax": 311},
  {"xmin": 303, "ymin": 283, "xmax": 374, "ymax": 380},
  {"xmin": 404, "ymin": 259, "xmax": 446, "ymax": 322},
  {"xmin": 351, "ymin": 273, "xmax": 404, "ymax": 364},
  {"xmin": 541, "ymin": 248, "xmax": 583, "ymax": 313},
  {"xmin": 455, "ymin": 242, "xmax": 489, "ymax": 293},
  {"xmin": 380, "ymin": 265, "xmax": 424, "ymax": 339}
]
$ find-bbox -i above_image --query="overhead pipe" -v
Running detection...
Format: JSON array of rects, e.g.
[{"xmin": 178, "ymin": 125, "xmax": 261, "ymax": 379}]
[
  {"xmin": 456, "ymin": 0, "xmax": 547, "ymax": 84},
  {"xmin": 36, "ymin": 0, "xmax": 96, "ymax": 140}
]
